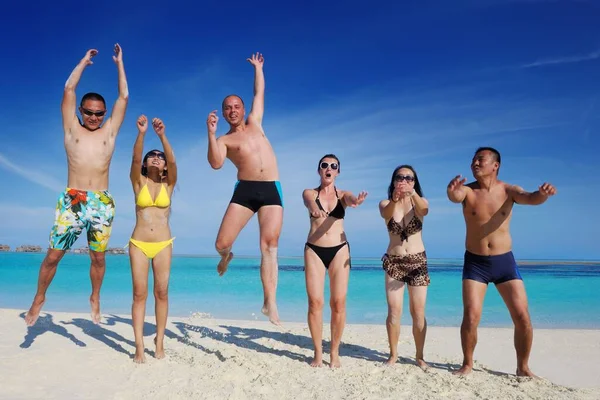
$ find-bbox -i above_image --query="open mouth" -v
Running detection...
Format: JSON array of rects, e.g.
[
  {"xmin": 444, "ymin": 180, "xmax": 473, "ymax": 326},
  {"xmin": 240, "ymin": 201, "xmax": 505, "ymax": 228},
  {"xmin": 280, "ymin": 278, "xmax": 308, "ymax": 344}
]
[{"xmin": 325, "ymin": 173, "xmax": 331, "ymax": 178}]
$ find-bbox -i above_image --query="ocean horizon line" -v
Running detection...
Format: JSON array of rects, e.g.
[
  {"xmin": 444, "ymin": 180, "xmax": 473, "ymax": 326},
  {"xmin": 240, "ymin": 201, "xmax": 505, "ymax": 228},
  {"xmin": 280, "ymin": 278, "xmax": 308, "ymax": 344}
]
[{"xmin": 3, "ymin": 251, "xmax": 599, "ymax": 265}]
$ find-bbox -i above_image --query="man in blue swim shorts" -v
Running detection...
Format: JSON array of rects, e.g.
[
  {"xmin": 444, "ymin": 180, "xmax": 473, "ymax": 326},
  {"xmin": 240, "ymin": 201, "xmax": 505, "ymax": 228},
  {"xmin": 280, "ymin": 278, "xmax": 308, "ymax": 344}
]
[
  {"xmin": 25, "ymin": 45, "xmax": 129, "ymax": 326},
  {"xmin": 447, "ymin": 147, "xmax": 557, "ymax": 378},
  {"xmin": 206, "ymin": 52, "xmax": 283, "ymax": 325}
]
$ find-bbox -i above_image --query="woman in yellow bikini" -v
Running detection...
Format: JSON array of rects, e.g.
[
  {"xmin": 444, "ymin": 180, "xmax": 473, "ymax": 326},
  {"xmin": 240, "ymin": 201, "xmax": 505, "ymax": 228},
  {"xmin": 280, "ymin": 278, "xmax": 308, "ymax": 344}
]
[{"xmin": 129, "ymin": 115, "xmax": 177, "ymax": 363}]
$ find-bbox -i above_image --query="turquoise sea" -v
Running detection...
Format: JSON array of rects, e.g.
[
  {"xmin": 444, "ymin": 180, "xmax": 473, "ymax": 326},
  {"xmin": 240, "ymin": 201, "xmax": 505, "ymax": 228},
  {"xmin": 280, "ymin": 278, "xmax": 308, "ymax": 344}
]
[{"xmin": 1, "ymin": 253, "xmax": 599, "ymax": 329}]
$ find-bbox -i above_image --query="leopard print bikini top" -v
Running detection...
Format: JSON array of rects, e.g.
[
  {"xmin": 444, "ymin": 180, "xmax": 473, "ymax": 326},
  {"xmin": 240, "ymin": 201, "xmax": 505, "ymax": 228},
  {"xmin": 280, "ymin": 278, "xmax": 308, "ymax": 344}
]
[{"xmin": 387, "ymin": 206, "xmax": 422, "ymax": 242}]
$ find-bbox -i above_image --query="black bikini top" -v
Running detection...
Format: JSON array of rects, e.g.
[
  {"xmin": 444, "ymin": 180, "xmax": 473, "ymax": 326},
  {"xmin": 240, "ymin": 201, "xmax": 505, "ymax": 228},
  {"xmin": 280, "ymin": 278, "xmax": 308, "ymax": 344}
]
[
  {"xmin": 387, "ymin": 203, "xmax": 422, "ymax": 242},
  {"xmin": 310, "ymin": 186, "xmax": 346, "ymax": 219}
]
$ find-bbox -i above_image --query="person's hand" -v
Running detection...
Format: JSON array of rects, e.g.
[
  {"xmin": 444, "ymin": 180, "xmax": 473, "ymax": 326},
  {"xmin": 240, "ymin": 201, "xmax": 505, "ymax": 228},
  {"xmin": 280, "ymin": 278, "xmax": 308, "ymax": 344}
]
[
  {"xmin": 112, "ymin": 43, "xmax": 123, "ymax": 64},
  {"xmin": 447, "ymin": 175, "xmax": 467, "ymax": 193},
  {"xmin": 247, "ymin": 52, "xmax": 264, "ymax": 68},
  {"xmin": 82, "ymin": 49, "xmax": 98, "ymax": 66},
  {"xmin": 152, "ymin": 118, "xmax": 165, "ymax": 137},
  {"xmin": 207, "ymin": 110, "xmax": 218, "ymax": 136},
  {"xmin": 538, "ymin": 182, "xmax": 557, "ymax": 197},
  {"xmin": 137, "ymin": 115, "xmax": 148, "ymax": 134},
  {"xmin": 349, "ymin": 191, "xmax": 368, "ymax": 207},
  {"xmin": 310, "ymin": 209, "xmax": 329, "ymax": 218}
]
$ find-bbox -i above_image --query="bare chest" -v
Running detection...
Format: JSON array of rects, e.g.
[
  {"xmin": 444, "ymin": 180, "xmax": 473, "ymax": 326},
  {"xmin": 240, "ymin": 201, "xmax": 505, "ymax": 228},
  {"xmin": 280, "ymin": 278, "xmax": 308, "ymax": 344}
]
[
  {"xmin": 465, "ymin": 190, "xmax": 513, "ymax": 220},
  {"xmin": 227, "ymin": 130, "xmax": 272, "ymax": 159},
  {"xmin": 65, "ymin": 129, "xmax": 113, "ymax": 159}
]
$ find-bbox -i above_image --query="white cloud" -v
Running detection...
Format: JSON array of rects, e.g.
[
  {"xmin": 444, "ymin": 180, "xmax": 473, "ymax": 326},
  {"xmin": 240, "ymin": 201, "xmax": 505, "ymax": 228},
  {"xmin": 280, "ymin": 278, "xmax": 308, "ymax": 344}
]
[
  {"xmin": 0, "ymin": 153, "xmax": 63, "ymax": 192},
  {"xmin": 521, "ymin": 49, "xmax": 600, "ymax": 68}
]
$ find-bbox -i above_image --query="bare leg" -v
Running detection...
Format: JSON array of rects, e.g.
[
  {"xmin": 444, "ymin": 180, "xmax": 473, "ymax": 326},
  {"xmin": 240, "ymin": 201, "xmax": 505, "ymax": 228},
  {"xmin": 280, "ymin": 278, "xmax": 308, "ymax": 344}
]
[
  {"xmin": 384, "ymin": 273, "xmax": 405, "ymax": 366},
  {"xmin": 454, "ymin": 279, "xmax": 487, "ymax": 376},
  {"xmin": 25, "ymin": 249, "xmax": 66, "ymax": 326},
  {"xmin": 496, "ymin": 279, "xmax": 537, "ymax": 378},
  {"xmin": 214, "ymin": 203, "xmax": 254, "ymax": 276},
  {"xmin": 408, "ymin": 285, "xmax": 429, "ymax": 371},
  {"xmin": 88, "ymin": 250, "xmax": 107, "ymax": 324},
  {"xmin": 129, "ymin": 245, "xmax": 149, "ymax": 363},
  {"xmin": 152, "ymin": 244, "xmax": 172, "ymax": 360},
  {"xmin": 304, "ymin": 246, "xmax": 326, "ymax": 367},
  {"xmin": 257, "ymin": 206, "xmax": 283, "ymax": 325},
  {"xmin": 327, "ymin": 245, "xmax": 350, "ymax": 368}
]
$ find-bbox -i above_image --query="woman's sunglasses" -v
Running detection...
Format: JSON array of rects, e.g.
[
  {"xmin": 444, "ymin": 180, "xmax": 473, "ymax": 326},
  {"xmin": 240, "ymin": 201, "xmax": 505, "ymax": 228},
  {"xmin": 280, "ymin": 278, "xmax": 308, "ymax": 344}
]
[
  {"xmin": 81, "ymin": 108, "xmax": 107, "ymax": 117},
  {"xmin": 320, "ymin": 162, "xmax": 338, "ymax": 170},
  {"xmin": 146, "ymin": 152, "xmax": 165, "ymax": 160},
  {"xmin": 394, "ymin": 174, "xmax": 415, "ymax": 182}
]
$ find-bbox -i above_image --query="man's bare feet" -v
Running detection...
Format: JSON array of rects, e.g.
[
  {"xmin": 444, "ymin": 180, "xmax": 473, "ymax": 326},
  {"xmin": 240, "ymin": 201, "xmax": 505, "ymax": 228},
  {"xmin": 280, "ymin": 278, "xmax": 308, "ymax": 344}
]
[
  {"xmin": 416, "ymin": 358, "xmax": 430, "ymax": 372},
  {"xmin": 384, "ymin": 354, "xmax": 398, "ymax": 366},
  {"xmin": 154, "ymin": 336, "xmax": 165, "ymax": 360},
  {"xmin": 217, "ymin": 252, "xmax": 234, "ymax": 276},
  {"xmin": 453, "ymin": 364, "xmax": 473, "ymax": 376},
  {"xmin": 310, "ymin": 351, "xmax": 323, "ymax": 367},
  {"xmin": 261, "ymin": 302, "xmax": 281, "ymax": 326},
  {"xmin": 89, "ymin": 295, "xmax": 101, "ymax": 324},
  {"xmin": 133, "ymin": 346, "xmax": 146, "ymax": 364},
  {"xmin": 25, "ymin": 295, "xmax": 45, "ymax": 327},
  {"xmin": 329, "ymin": 353, "xmax": 342, "ymax": 369},
  {"xmin": 516, "ymin": 368, "xmax": 538, "ymax": 378}
]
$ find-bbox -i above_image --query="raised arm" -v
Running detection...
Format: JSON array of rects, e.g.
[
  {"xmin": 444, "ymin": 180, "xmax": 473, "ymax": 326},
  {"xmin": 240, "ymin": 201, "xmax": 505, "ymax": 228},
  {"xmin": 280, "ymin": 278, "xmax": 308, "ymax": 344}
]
[
  {"xmin": 447, "ymin": 175, "xmax": 469, "ymax": 203},
  {"xmin": 62, "ymin": 49, "xmax": 96, "ymax": 134},
  {"xmin": 206, "ymin": 110, "xmax": 227, "ymax": 169},
  {"xmin": 107, "ymin": 44, "xmax": 129, "ymax": 138},
  {"xmin": 303, "ymin": 189, "xmax": 328, "ymax": 218},
  {"xmin": 246, "ymin": 52, "xmax": 265, "ymax": 126},
  {"xmin": 152, "ymin": 118, "xmax": 178, "ymax": 187},
  {"xmin": 410, "ymin": 191, "xmax": 429, "ymax": 217},
  {"xmin": 509, "ymin": 182, "xmax": 556, "ymax": 205},
  {"xmin": 130, "ymin": 115, "xmax": 148, "ymax": 186}
]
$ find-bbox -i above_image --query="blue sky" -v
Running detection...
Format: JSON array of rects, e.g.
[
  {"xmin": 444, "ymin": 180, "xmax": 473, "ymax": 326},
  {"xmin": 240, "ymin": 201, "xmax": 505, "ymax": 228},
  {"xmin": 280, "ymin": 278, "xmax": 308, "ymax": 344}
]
[{"xmin": 1, "ymin": 0, "xmax": 598, "ymax": 259}]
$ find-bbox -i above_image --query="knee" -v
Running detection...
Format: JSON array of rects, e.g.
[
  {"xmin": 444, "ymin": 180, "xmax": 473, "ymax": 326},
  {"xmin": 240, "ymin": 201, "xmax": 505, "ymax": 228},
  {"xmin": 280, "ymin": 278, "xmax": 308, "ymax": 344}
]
[
  {"xmin": 513, "ymin": 309, "xmax": 531, "ymax": 329},
  {"xmin": 462, "ymin": 309, "xmax": 481, "ymax": 329},
  {"xmin": 260, "ymin": 237, "xmax": 279, "ymax": 253},
  {"xmin": 410, "ymin": 306, "xmax": 426, "ymax": 325},
  {"xmin": 44, "ymin": 253, "xmax": 62, "ymax": 268},
  {"xmin": 387, "ymin": 307, "xmax": 402, "ymax": 324},
  {"xmin": 215, "ymin": 237, "xmax": 232, "ymax": 253},
  {"xmin": 330, "ymin": 297, "xmax": 346, "ymax": 314},
  {"xmin": 89, "ymin": 252, "xmax": 106, "ymax": 268},
  {"xmin": 133, "ymin": 287, "xmax": 148, "ymax": 303},
  {"xmin": 154, "ymin": 286, "xmax": 169, "ymax": 302},
  {"xmin": 308, "ymin": 297, "xmax": 324, "ymax": 312}
]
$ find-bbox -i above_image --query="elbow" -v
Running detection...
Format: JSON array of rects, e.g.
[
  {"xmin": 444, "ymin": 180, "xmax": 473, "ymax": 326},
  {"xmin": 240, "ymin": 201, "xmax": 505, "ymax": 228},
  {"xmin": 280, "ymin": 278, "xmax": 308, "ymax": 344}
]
[{"xmin": 208, "ymin": 159, "xmax": 222, "ymax": 170}]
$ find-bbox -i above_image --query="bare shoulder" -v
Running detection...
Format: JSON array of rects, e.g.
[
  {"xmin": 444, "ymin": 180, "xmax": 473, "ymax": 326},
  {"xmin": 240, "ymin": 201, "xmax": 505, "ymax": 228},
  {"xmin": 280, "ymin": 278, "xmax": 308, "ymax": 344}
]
[
  {"xmin": 302, "ymin": 188, "xmax": 316, "ymax": 198},
  {"xmin": 379, "ymin": 199, "xmax": 391, "ymax": 209}
]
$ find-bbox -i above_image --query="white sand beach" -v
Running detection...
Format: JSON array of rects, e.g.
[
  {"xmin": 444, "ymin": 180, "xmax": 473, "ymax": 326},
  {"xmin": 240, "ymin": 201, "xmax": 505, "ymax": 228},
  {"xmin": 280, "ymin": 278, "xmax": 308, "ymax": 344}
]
[{"xmin": 1, "ymin": 308, "xmax": 598, "ymax": 400}]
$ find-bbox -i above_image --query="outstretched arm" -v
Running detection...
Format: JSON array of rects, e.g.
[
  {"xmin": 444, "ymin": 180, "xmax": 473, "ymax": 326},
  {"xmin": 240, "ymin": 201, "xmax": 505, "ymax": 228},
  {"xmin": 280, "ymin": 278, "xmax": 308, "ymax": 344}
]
[
  {"xmin": 410, "ymin": 191, "xmax": 429, "ymax": 217},
  {"xmin": 342, "ymin": 190, "xmax": 368, "ymax": 208},
  {"xmin": 510, "ymin": 183, "xmax": 556, "ymax": 205},
  {"xmin": 247, "ymin": 52, "xmax": 265, "ymax": 126},
  {"xmin": 108, "ymin": 44, "xmax": 129, "ymax": 138},
  {"xmin": 130, "ymin": 115, "xmax": 148, "ymax": 186},
  {"xmin": 447, "ymin": 175, "xmax": 469, "ymax": 203},
  {"xmin": 206, "ymin": 110, "xmax": 227, "ymax": 169},
  {"xmin": 153, "ymin": 118, "xmax": 178, "ymax": 187},
  {"xmin": 62, "ymin": 49, "xmax": 97, "ymax": 134}
]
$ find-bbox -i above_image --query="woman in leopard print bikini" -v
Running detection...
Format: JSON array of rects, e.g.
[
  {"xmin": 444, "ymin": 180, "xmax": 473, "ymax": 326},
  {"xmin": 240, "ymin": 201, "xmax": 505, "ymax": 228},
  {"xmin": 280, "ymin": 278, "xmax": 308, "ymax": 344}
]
[{"xmin": 378, "ymin": 164, "xmax": 430, "ymax": 371}]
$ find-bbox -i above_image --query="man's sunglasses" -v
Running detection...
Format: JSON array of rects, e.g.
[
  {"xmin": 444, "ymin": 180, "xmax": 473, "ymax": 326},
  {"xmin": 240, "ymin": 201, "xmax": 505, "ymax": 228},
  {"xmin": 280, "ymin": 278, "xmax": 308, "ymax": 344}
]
[
  {"xmin": 320, "ymin": 162, "xmax": 338, "ymax": 170},
  {"xmin": 81, "ymin": 108, "xmax": 107, "ymax": 117},
  {"xmin": 394, "ymin": 174, "xmax": 415, "ymax": 182},
  {"xmin": 146, "ymin": 152, "xmax": 165, "ymax": 160}
]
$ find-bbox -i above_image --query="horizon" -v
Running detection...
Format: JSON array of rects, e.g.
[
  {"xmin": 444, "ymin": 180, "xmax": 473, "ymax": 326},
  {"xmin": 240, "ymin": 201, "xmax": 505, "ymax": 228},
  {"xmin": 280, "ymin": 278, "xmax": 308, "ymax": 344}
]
[{"xmin": 1, "ymin": 1, "xmax": 599, "ymax": 260}]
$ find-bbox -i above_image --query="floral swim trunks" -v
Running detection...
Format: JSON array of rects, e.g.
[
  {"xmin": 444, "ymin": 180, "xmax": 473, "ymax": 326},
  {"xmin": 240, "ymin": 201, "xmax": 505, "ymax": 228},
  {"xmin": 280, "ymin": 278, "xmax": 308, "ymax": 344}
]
[{"xmin": 49, "ymin": 188, "xmax": 116, "ymax": 252}]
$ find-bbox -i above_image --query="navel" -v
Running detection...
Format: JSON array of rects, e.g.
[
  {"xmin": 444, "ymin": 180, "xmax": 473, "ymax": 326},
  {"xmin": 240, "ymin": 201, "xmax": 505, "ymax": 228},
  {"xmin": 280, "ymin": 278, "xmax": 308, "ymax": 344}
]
[{"xmin": 75, "ymin": 139, "xmax": 79, "ymax": 143}]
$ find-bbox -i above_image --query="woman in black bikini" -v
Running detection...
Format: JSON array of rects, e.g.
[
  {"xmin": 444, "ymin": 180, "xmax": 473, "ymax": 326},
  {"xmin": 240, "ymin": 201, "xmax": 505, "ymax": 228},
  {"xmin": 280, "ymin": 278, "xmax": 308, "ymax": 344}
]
[
  {"xmin": 378, "ymin": 165, "xmax": 430, "ymax": 370},
  {"xmin": 302, "ymin": 154, "xmax": 367, "ymax": 368}
]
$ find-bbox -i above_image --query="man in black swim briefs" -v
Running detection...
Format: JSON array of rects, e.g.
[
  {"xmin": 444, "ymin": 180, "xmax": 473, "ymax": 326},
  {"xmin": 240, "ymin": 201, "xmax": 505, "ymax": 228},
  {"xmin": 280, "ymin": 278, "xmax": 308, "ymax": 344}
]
[
  {"xmin": 206, "ymin": 52, "xmax": 283, "ymax": 325},
  {"xmin": 447, "ymin": 147, "xmax": 557, "ymax": 378}
]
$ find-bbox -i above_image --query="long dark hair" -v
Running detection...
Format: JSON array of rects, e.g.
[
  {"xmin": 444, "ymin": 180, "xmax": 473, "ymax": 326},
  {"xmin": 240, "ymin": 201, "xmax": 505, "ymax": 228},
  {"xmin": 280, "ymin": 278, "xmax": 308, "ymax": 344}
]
[
  {"xmin": 387, "ymin": 165, "xmax": 423, "ymax": 200},
  {"xmin": 141, "ymin": 149, "xmax": 167, "ymax": 178}
]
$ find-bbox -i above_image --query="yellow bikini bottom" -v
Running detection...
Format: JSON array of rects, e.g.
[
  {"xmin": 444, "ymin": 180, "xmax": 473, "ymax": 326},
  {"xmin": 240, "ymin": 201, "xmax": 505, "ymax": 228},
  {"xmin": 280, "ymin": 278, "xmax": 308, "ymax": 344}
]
[{"xmin": 128, "ymin": 238, "xmax": 175, "ymax": 259}]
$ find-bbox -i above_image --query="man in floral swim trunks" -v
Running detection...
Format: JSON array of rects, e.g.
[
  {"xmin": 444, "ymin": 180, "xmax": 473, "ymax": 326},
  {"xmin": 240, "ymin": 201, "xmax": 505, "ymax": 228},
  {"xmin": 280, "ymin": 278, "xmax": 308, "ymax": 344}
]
[{"xmin": 25, "ymin": 45, "xmax": 129, "ymax": 326}]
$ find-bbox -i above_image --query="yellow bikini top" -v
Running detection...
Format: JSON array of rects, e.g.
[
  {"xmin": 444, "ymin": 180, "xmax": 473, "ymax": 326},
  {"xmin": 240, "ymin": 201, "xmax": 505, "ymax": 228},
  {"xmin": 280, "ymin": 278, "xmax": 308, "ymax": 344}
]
[{"xmin": 136, "ymin": 177, "xmax": 171, "ymax": 208}]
